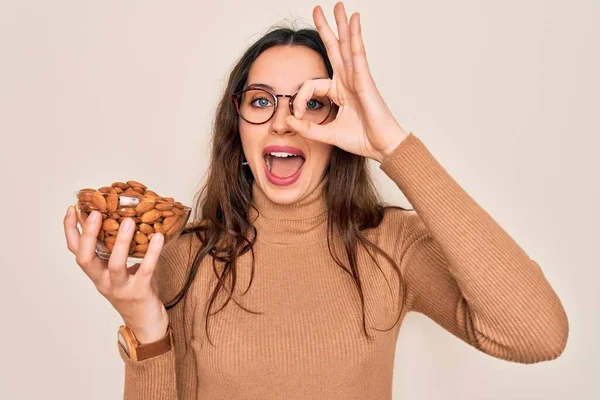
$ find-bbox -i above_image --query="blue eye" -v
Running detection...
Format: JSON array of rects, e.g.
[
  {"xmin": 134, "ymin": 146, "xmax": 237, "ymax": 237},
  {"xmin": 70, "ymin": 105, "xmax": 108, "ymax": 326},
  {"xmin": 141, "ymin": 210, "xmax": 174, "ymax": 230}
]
[
  {"xmin": 251, "ymin": 96, "xmax": 272, "ymax": 108},
  {"xmin": 306, "ymin": 99, "xmax": 324, "ymax": 110}
]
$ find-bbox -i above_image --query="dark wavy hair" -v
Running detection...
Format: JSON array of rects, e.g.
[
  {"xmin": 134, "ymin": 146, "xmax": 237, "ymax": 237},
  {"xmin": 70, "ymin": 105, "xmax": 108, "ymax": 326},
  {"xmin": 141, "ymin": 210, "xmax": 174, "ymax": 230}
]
[{"xmin": 164, "ymin": 24, "xmax": 411, "ymax": 348}]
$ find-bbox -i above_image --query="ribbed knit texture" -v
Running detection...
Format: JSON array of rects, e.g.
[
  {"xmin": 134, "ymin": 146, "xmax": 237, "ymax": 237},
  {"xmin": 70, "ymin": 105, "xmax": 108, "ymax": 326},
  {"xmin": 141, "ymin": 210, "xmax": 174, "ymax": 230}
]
[{"xmin": 118, "ymin": 132, "xmax": 568, "ymax": 399}]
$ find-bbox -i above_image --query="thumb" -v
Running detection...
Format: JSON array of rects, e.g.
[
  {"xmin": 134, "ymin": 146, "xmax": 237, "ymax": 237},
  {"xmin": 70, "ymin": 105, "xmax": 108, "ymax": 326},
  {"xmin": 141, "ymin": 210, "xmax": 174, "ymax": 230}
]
[{"xmin": 285, "ymin": 115, "xmax": 332, "ymax": 145}]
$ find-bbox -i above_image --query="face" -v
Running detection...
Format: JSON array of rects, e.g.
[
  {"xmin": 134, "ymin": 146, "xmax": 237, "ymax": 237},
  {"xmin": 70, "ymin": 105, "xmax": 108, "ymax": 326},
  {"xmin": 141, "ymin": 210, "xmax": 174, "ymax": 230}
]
[{"xmin": 238, "ymin": 45, "xmax": 335, "ymax": 205}]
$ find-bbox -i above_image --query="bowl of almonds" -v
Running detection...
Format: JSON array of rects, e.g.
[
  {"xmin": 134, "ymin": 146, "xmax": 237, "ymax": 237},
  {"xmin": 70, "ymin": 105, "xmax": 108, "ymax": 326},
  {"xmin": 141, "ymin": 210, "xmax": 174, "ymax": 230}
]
[{"xmin": 73, "ymin": 180, "xmax": 192, "ymax": 263}]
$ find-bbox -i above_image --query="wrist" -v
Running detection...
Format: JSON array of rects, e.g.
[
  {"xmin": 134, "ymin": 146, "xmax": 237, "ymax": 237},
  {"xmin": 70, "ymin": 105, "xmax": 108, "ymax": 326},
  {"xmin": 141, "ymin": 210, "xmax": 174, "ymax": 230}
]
[
  {"xmin": 376, "ymin": 129, "xmax": 410, "ymax": 164},
  {"xmin": 127, "ymin": 321, "xmax": 169, "ymax": 344}
]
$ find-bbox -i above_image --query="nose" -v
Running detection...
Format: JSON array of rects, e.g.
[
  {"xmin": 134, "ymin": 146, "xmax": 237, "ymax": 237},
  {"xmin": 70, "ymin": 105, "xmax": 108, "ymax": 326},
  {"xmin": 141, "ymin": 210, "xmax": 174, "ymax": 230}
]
[{"xmin": 269, "ymin": 96, "xmax": 295, "ymax": 136}]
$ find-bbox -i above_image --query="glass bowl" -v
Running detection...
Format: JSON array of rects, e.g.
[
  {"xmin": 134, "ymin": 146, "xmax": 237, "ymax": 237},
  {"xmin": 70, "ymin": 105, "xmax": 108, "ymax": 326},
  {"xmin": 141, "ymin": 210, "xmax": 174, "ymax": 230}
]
[{"xmin": 73, "ymin": 189, "xmax": 192, "ymax": 264}]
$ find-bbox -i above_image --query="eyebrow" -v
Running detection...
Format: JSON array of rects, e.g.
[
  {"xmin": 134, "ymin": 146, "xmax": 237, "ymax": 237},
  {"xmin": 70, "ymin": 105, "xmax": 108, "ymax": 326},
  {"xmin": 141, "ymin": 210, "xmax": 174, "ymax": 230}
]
[{"xmin": 244, "ymin": 78, "xmax": 329, "ymax": 92}]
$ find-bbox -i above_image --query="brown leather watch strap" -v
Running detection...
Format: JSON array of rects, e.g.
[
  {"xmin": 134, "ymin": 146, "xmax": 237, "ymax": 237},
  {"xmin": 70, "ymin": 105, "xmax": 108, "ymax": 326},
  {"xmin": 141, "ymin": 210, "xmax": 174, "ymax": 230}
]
[{"xmin": 136, "ymin": 325, "xmax": 174, "ymax": 361}]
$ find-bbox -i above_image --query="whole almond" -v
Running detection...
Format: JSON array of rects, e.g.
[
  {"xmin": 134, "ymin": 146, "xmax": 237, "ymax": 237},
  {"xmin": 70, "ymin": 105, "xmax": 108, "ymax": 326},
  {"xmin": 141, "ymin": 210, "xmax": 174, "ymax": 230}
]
[
  {"xmin": 171, "ymin": 207, "xmax": 185, "ymax": 216},
  {"xmin": 141, "ymin": 209, "xmax": 162, "ymax": 224},
  {"xmin": 98, "ymin": 186, "xmax": 112, "ymax": 193},
  {"xmin": 144, "ymin": 190, "xmax": 159, "ymax": 197},
  {"xmin": 161, "ymin": 210, "xmax": 175, "ymax": 217},
  {"xmin": 78, "ymin": 189, "xmax": 95, "ymax": 202},
  {"xmin": 166, "ymin": 219, "xmax": 183, "ymax": 237},
  {"xmin": 135, "ymin": 200, "xmax": 155, "ymax": 215},
  {"xmin": 107, "ymin": 190, "xmax": 119, "ymax": 213},
  {"xmin": 106, "ymin": 242, "xmax": 115, "ymax": 252},
  {"xmin": 135, "ymin": 243, "xmax": 149, "ymax": 252},
  {"xmin": 162, "ymin": 215, "xmax": 179, "ymax": 232},
  {"xmin": 118, "ymin": 208, "xmax": 137, "ymax": 217},
  {"xmin": 132, "ymin": 252, "xmax": 146, "ymax": 257},
  {"xmin": 92, "ymin": 192, "xmax": 107, "ymax": 212},
  {"xmin": 105, "ymin": 230, "xmax": 118, "ymax": 236},
  {"xmin": 102, "ymin": 218, "xmax": 119, "ymax": 232},
  {"xmin": 139, "ymin": 223, "xmax": 154, "ymax": 235},
  {"xmin": 154, "ymin": 222, "xmax": 164, "ymax": 234},
  {"xmin": 134, "ymin": 231, "xmax": 149, "ymax": 245},
  {"xmin": 155, "ymin": 202, "xmax": 174, "ymax": 211},
  {"xmin": 105, "ymin": 236, "xmax": 117, "ymax": 245},
  {"xmin": 113, "ymin": 186, "xmax": 123, "ymax": 194},
  {"xmin": 127, "ymin": 180, "xmax": 147, "ymax": 190},
  {"xmin": 111, "ymin": 181, "xmax": 128, "ymax": 189}
]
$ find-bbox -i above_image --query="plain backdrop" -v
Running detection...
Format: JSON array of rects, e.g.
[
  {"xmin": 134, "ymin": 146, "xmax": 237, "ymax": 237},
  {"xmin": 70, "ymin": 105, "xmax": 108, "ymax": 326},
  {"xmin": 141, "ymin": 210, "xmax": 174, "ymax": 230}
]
[{"xmin": 1, "ymin": 0, "xmax": 598, "ymax": 399}]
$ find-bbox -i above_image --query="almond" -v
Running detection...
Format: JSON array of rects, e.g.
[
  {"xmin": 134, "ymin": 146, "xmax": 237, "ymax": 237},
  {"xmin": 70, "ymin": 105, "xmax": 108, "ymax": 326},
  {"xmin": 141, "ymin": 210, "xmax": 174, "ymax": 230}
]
[
  {"xmin": 166, "ymin": 219, "xmax": 183, "ymax": 237},
  {"xmin": 134, "ymin": 231, "xmax": 149, "ymax": 245},
  {"xmin": 141, "ymin": 209, "xmax": 162, "ymax": 224},
  {"xmin": 139, "ymin": 223, "xmax": 154, "ymax": 235},
  {"xmin": 118, "ymin": 208, "xmax": 136, "ymax": 218},
  {"xmin": 127, "ymin": 180, "xmax": 147, "ymax": 189},
  {"xmin": 102, "ymin": 218, "xmax": 119, "ymax": 232},
  {"xmin": 135, "ymin": 200, "xmax": 156, "ymax": 215},
  {"xmin": 107, "ymin": 189, "xmax": 119, "ymax": 213},
  {"xmin": 92, "ymin": 192, "xmax": 107, "ymax": 212},
  {"xmin": 162, "ymin": 215, "xmax": 178, "ymax": 232},
  {"xmin": 155, "ymin": 202, "xmax": 173, "ymax": 211},
  {"xmin": 135, "ymin": 243, "xmax": 149, "ymax": 252}
]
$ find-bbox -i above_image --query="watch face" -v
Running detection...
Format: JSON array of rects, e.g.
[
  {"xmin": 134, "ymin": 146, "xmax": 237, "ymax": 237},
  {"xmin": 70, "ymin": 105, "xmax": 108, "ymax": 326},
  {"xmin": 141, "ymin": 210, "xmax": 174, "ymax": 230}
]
[{"xmin": 117, "ymin": 332, "xmax": 129, "ymax": 355}]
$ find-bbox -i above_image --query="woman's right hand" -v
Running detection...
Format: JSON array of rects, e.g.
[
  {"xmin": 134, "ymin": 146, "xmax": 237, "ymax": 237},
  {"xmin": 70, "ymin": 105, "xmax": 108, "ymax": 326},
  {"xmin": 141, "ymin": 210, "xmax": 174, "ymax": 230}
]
[{"xmin": 63, "ymin": 206, "xmax": 170, "ymax": 344}]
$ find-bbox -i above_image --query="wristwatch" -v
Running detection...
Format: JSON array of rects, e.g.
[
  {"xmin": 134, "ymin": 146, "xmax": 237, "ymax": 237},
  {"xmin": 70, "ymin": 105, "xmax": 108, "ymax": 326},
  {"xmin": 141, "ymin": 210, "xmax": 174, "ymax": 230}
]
[{"xmin": 117, "ymin": 324, "xmax": 174, "ymax": 362}]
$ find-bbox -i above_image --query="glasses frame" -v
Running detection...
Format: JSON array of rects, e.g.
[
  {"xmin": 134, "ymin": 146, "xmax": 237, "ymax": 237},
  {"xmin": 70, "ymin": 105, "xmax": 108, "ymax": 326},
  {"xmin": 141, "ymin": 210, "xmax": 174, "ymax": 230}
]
[{"xmin": 231, "ymin": 87, "xmax": 334, "ymax": 125}]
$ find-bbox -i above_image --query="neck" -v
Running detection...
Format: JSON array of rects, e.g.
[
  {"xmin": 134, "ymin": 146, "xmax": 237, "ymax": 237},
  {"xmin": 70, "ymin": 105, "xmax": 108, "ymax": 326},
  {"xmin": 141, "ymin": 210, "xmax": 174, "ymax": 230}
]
[{"xmin": 249, "ymin": 177, "xmax": 329, "ymax": 245}]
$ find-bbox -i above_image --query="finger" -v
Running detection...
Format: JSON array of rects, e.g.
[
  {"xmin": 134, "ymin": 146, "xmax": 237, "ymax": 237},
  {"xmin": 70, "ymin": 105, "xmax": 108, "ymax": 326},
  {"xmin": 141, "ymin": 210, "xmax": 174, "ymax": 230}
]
[
  {"xmin": 64, "ymin": 206, "xmax": 80, "ymax": 254},
  {"xmin": 132, "ymin": 232, "xmax": 164, "ymax": 288},
  {"xmin": 127, "ymin": 263, "xmax": 142, "ymax": 276},
  {"xmin": 293, "ymin": 78, "xmax": 332, "ymax": 120},
  {"xmin": 333, "ymin": 3, "xmax": 354, "ymax": 84},
  {"xmin": 349, "ymin": 13, "xmax": 374, "ymax": 91},
  {"xmin": 313, "ymin": 5, "xmax": 346, "ymax": 81},
  {"xmin": 285, "ymin": 114, "xmax": 335, "ymax": 146},
  {"xmin": 107, "ymin": 217, "xmax": 135, "ymax": 288},
  {"xmin": 74, "ymin": 210, "xmax": 106, "ymax": 282}
]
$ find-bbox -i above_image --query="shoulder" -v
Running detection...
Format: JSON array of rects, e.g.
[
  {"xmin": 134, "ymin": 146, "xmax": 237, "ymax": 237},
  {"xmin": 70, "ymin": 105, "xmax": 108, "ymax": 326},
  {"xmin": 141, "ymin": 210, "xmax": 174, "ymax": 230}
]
[{"xmin": 364, "ymin": 206, "xmax": 429, "ymax": 256}]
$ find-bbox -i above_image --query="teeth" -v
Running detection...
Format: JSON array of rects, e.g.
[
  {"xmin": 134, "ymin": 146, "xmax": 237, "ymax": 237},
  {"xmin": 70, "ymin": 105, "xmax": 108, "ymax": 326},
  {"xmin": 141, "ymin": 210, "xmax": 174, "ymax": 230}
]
[
  {"xmin": 269, "ymin": 152, "xmax": 300, "ymax": 157},
  {"xmin": 264, "ymin": 151, "xmax": 304, "ymax": 172}
]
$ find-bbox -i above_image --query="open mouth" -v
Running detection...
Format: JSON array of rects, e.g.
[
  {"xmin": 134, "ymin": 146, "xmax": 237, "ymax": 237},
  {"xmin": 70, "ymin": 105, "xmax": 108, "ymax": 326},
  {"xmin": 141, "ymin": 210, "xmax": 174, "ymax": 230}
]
[{"xmin": 264, "ymin": 152, "xmax": 306, "ymax": 179}]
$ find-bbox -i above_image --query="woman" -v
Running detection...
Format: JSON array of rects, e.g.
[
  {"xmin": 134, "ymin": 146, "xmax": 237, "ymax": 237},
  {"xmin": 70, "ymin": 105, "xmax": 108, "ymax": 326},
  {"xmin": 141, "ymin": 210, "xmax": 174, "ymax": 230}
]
[{"xmin": 63, "ymin": 3, "xmax": 568, "ymax": 399}]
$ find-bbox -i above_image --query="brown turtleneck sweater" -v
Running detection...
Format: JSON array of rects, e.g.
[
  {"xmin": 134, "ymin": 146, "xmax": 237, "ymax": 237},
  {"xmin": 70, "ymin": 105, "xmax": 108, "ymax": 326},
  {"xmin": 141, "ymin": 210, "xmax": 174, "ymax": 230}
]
[{"xmin": 117, "ymin": 132, "xmax": 568, "ymax": 399}]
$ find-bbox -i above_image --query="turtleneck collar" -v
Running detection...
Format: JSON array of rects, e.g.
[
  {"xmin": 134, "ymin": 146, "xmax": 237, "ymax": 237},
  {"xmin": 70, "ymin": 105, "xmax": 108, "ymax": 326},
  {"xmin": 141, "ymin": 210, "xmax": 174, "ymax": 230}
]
[{"xmin": 248, "ymin": 176, "xmax": 329, "ymax": 245}]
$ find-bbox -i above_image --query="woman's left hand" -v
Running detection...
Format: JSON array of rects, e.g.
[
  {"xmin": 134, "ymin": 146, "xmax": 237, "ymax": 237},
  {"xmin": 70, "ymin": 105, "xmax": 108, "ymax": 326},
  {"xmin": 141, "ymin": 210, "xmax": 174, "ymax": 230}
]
[{"xmin": 285, "ymin": 2, "xmax": 410, "ymax": 164}]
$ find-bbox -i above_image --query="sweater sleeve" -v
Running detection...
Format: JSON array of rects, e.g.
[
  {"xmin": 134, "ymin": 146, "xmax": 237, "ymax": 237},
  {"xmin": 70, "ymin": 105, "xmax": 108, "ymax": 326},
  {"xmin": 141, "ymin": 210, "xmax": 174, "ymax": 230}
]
[
  {"xmin": 379, "ymin": 132, "xmax": 569, "ymax": 364},
  {"xmin": 117, "ymin": 232, "xmax": 199, "ymax": 399}
]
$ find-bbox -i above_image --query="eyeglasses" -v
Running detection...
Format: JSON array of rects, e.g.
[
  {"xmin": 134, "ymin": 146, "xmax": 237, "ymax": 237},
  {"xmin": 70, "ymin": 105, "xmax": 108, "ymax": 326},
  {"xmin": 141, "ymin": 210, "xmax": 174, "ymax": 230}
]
[{"xmin": 232, "ymin": 87, "xmax": 334, "ymax": 125}]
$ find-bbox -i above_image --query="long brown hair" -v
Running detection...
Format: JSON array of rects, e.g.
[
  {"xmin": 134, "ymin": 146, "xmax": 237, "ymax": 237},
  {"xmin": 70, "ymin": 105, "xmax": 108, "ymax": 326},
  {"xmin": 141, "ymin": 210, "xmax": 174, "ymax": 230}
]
[{"xmin": 164, "ymin": 25, "xmax": 411, "ymax": 348}]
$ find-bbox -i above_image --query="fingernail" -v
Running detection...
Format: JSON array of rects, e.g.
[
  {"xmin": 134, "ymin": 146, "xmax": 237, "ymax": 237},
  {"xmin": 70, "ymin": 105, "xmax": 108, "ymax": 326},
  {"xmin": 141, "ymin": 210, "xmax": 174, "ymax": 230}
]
[
  {"xmin": 66, "ymin": 206, "xmax": 73, "ymax": 215},
  {"xmin": 89, "ymin": 211, "xmax": 99, "ymax": 221},
  {"xmin": 122, "ymin": 218, "xmax": 134, "ymax": 231},
  {"xmin": 152, "ymin": 233, "xmax": 163, "ymax": 244}
]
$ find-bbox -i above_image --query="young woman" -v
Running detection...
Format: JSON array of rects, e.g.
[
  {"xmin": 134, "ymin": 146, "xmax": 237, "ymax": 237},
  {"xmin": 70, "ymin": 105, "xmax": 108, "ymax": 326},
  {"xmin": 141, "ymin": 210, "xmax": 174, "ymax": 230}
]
[{"xmin": 63, "ymin": 3, "xmax": 568, "ymax": 399}]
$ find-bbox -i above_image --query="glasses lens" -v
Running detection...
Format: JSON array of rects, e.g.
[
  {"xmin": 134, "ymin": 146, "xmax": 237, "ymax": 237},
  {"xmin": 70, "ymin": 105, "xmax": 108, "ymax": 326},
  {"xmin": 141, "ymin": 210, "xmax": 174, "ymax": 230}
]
[
  {"xmin": 237, "ymin": 89, "xmax": 332, "ymax": 124},
  {"xmin": 238, "ymin": 89, "xmax": 276, "ymax": 124},
  {"xmin": 295, "ymin": 94, "xmax": 332, "ymax": 124}
]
